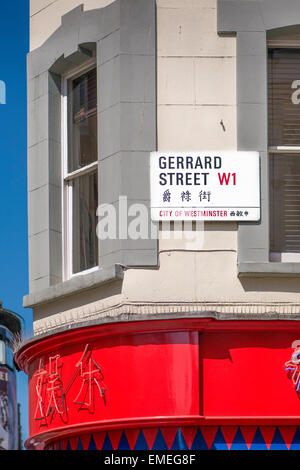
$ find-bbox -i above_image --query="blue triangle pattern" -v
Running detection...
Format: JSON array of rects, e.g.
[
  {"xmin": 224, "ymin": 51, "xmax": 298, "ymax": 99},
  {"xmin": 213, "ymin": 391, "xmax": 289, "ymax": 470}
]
[
  {"xmin": 77, "ymin": 437, "xmax": 84, "ymax": 450},
  {"xmin": 211, "ymin": 427, "xmax": 228, "ymax": 450},
  {"xmin": 118, "ymin": 431, "xmax": 131, "ymax": 450},
  {"xmin": 134, "ymin": 430, "xmax": 149, "ymax": 450},
  {"xmin": 54, "ymin": 426, "xmax": 300, "ymax": 451},
  {"xmin": 250, "ymin": 427, "xmax": 268, "ymax": 450},
  {"xmin": 102, "ymin": 433, "xmax": 114, "ymax": 450},
  {"xmin": 88, "ymin": 435, "xmax": 97, "ymax": 450},
  {"xmin": 190, "ymin": 428, "xmax": 208, "ymax": 450},
  {"xmin": 290, "ymin": 427, "xmax": 300, "ymax": 450},
  {"xmin": 66, "ymin": 440, "xmax": 72, "ymax": 450},
  {"xmin": 269, "ymin": 428, "xmax": 288, "ymax": 451},
  {"xmin": 171, "ymin": 429, "xmax": 189, "ymax": 450},
  {"xmin": 152, "ymin": 429, "xmax": 169, "ymax": 450},
  {"xmin": 230, "ymin": 427, "xmax": 248, "ymax": 451}
]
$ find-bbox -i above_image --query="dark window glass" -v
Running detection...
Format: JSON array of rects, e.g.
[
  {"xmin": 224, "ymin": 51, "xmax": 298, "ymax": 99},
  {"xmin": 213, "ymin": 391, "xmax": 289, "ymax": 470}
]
[
  {"xmin": 68, "ymin": 68, "xmax": 98, "ymax": 173},
  {"xmin": 72, "ymin": 171, "xmax": 99, "ymax": 274}
]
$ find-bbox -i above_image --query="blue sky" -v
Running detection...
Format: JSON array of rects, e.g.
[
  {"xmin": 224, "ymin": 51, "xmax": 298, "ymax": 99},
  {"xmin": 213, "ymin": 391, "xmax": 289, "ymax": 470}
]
[{"xmin": 0, "ymin": 1, "xmax": 30, "ymax": 446}]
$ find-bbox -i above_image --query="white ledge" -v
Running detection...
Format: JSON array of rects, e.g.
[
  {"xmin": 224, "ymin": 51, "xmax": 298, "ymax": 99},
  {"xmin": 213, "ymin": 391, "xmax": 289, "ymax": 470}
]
[
  {"xmin": 238, "ymin": 262, "xmax": 300, "ymax": 277},
  {"xmin": 23, "ymin": 264, "xmax": 124, "ymax": 308}
]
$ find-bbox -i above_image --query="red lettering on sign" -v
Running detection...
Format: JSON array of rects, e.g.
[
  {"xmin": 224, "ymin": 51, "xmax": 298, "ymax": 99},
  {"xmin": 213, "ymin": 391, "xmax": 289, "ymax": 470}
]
[{"xmin": 218, "ymin": 173, "xmax": 236, "ymax": 185}]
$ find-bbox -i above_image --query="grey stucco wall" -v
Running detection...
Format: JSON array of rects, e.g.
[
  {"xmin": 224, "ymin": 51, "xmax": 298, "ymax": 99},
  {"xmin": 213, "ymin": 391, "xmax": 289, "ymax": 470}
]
[
  {"xmin": 218, "ymin": 0, "xmax": 300, "ymax": 276},
  {"xmin": 26, "ymin": 0, "xmax": 157, "ymax": 302}
]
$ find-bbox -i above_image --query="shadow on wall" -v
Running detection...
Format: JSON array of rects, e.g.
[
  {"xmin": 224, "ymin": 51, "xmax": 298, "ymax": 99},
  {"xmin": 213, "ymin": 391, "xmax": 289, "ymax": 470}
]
[{"xmin": 239, "ymin": 277, "xmax": 300, "ymax": 294}]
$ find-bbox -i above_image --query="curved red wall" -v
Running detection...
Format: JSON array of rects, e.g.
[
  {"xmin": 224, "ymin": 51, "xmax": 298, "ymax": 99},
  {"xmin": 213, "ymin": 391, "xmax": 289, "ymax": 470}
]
[{"xmin": 14, "ymin": 319, "xmax": 300, "ymax": 449}]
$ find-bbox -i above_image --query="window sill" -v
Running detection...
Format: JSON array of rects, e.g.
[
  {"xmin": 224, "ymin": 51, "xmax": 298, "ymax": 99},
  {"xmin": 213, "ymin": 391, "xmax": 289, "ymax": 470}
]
[
  {"xmin": 23, "ymin": 264, "xmax": 124, "ymax": 309},
  {"xmin": 238, "ymin": 262, "xmax": 300, "ymax": 277}
]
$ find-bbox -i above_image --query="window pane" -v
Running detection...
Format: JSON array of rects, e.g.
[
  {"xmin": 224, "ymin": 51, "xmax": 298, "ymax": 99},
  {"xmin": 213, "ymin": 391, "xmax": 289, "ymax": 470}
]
[
  {"xmin": 68, "ymin": 68, "xmax": 98, "ymax": 173},
  {"xmin": 73, "ymin": 171, "xmax": 98, "ymax": 274},
  {"xmin": 268, "ymin": 49, "xmax": 300, "ymax": 146},
  {"xmin": 270, "ymin": 153, "xmax": 300, "ymax": 253}
]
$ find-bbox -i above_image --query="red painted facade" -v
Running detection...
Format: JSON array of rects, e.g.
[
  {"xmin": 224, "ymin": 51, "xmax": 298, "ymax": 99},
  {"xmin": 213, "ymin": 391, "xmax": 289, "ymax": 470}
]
[{"xmin": 14, "ymin": 318, "xmax": 300, "ymax": 450}]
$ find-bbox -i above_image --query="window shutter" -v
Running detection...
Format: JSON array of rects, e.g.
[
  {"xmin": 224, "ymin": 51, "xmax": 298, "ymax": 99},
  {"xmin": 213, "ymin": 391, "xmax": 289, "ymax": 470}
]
[
  {"xmin": 269, "ymin": 49, "xmax": 300, "ymax": 254},
  {"xmin": 270, "ymin": 154, "xmax": 300, "ymax": 253},
  {"xmin": 268, "ymin": 49, "xmax": 300, "ymax": 146}
]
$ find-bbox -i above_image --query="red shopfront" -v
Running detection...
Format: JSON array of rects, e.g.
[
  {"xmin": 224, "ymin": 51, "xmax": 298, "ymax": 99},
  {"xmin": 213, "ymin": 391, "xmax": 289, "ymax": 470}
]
[{"xmin": 14, "ymin": 318, "xmax": 300, "ymax": 450}]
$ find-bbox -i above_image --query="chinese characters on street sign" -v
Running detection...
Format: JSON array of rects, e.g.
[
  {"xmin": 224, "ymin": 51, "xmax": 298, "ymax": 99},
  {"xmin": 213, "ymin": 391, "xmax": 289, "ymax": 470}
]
[{"xmin": 150, "ymin": 151, "xmax": 260, "ymax": 221}]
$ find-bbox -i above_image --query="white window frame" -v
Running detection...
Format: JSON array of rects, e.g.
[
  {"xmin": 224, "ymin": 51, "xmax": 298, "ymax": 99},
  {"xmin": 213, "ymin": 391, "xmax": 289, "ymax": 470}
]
[
  {"xmin": 268, "ymin": 41, "xmax": 300, "ymax": 262},
  {"xmin": 61, "ymin": 59, "xmax": 99, "ymax": 281}
]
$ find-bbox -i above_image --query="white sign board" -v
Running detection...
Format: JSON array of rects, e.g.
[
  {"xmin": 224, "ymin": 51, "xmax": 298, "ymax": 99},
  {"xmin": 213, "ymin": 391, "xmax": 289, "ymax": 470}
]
[{"xmin": 150, "ymin": 151, "xmax": 260, "ymax": 221}]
